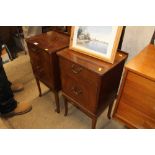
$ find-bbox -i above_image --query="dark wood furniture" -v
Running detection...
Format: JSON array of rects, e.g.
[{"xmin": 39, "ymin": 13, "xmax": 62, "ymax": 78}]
[
  {"xmin": 114, "ymin": 44, "xmax": 155, "ymax": 128},
  {"xmin": 57, "ymin": 48, "xmax": 128, "ymax": 128},
  {"xmin": 150, "ymin": 30, "xmax": 155, "ymax": 44},
  {"xmin": 42, "ymin": 26, "xmax": 66, "ymax": 33},
  {"xmin": 66, "ymin": 26, "xmax": 71, "ymax": 35},
  {"xmin": 26, "ymin": 31, "xmax": 69, "ymax": 113}
]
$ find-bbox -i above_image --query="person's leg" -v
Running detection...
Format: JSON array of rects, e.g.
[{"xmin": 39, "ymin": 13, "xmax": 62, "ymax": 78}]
[
  {"xmin": 0, "ymin": 58, "xmax": 32, "ymax": 116},
  {"xmin": 3, "ymin": 44, "xmax": 24, "ymax": 92},
  {"xmin": 0, "ymin": 57, "xmax": 17, "ymax": 114}
]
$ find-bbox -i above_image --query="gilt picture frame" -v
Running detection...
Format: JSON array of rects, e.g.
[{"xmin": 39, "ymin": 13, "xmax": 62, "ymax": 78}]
[{"xmin": 69, "ymin": 26, "xmax": 123, "ymax": 64}]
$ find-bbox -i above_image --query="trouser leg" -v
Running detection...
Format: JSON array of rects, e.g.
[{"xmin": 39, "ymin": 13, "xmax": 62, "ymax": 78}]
[
  {"xmin": 6, "ymin": 38, "xmax": 17, "ymax": 59},
  {"xmin": 0, "ymin": 58, "xmax": 17, "ymax": 114}
]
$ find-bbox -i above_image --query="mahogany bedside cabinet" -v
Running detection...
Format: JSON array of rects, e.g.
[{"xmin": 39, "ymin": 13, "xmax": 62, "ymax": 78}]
[
  {"xmin": 57, "ymin": 48, "xmax": 128, "ymax": 128},
  {"xmin": 26, "ymin": 31, "xmax": 69, "ymax": 113},
  {"xmin": 114, "ymin": 44, "xmax": 155, "ymax": 128}
]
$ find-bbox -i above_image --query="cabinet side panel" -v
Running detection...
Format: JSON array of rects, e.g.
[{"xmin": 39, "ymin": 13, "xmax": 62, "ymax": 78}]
[{"xmin": 98, "ymin": 60, "xmax": 126, "ymax": 115}]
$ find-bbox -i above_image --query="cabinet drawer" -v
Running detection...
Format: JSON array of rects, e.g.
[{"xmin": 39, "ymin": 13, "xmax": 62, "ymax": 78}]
[
  {"xmin": 121, "ymin": 71, "xmax": 155, "ymax": 119},
  {"xmin": 59, "ymin": 57, "xmax": 99, "ymax": 85},
  {"xmin": 27, "ymin": 43, "xmax": 41, "ymax": 66},
  {"xmin": 62, "ymin": 74, "xmax": 98, "ymax": 114},
  {"xmin": 27, "ymin": 43, "xmax": 40, "ymax": 61},
  {"xmin": 116, "ymin": 101, "xmax": 155, "ymax": 128}
]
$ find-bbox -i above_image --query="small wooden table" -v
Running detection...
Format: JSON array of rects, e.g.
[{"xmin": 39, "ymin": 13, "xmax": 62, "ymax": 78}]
[
  {"xmin": 26, "ymin": 31, "xmax": 69, "ymax": 113},
  {"xmin": 58, "ymin": 48, "xmax": 128, "ymax": 128}
]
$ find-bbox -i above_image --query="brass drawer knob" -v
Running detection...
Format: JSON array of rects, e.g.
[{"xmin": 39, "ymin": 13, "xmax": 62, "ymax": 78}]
[
  {"xmin": 71, "ymin": 64, "xmax": 82, "ymax": 74},
  {"xmin": 71, "ymin": 86, "xmax": 82, "ymax": 96}
]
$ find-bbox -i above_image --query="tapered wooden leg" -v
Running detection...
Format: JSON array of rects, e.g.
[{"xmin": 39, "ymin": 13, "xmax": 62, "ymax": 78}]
[
  {"xmin": 35, "ymin": 77, "xmax": 42, "ymax": 97},
  {"xmin": 107, "ymin": 102, "xmax": 114, "ymax": 119},
  {"xmin": 53, "ymin": 91, "xmax": 60, "ymax": 113},
  {"xmin": 92, "ymin": 118, "xmax": 97, "ymax": 129},
  {"xmin": 64, "ymin": 97, "xmax": 68, "ymax": 116}
]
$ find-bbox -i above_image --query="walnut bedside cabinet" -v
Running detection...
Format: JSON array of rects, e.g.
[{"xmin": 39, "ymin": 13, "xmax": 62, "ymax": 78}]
[
  {"xmin": 26, "ymin": 31, "xmax": 69, "ymax": 113},
  {"xmin": 57, "ymin": 48, "xmax": 128, "ymax": 128},
  {"xmin": 114, "ymin": 44, "xmax": 155, "ymax": 128}
]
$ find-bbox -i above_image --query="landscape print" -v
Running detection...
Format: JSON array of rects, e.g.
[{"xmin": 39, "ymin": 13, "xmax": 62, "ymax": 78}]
[{"xmin": 76, "ymin": 26, "xmax": 112, "ymax": 55}]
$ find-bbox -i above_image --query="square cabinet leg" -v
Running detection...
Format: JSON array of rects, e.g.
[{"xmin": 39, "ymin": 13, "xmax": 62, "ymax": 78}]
[
  {"xmin": 107, "ymin": 102, "xmax": 114, "ymax": 119},
  {"xmin": 35, "ymin": 77, "xmax": 42, "ymax": 97},
  {"xmin": 92, "ymin": 118, "xmax": 97, "ymax": 129},
  {"xmin": 63, "ymin": 97, "xmax": 68, "ymax": 116},
  {"xmin": 54, "ymin": 91, "xmax": 60, "ymax": 113}
]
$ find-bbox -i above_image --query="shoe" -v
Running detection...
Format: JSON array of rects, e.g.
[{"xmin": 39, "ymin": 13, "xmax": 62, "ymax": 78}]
[
  {"xmin": 11, "ymin": 82, "xmax": 24, "ymax": 92},
  {"xmin": 1, "ymin": 102, "xmax": 32, "ymax": 117}
]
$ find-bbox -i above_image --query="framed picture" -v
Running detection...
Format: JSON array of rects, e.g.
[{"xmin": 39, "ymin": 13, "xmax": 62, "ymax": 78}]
[{"xmin": 70, "ymin": 26, "xmax": 123, "ymax": 63}]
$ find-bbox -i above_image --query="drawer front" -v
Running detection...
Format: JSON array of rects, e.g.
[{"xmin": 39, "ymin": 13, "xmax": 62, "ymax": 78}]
[
  {"xmin": 27, "ymin": 43, "xmax": 40, "ymax": 57},
  {"xmin": 27, "ymin": 43, "xmax": 41, "ymax": 66},
  {"xmin": 27, "ymin": 43, "xmax": 41, "ymax": 75},
  {"xmin": 27, "ymin": 43, "xmax": 54, "ymax": 88},
  {"xmin": 59, "ymin": 57, "xmax": 99, "ymax": 85},
  {"xmin": 37, "ymin": 51, "xmax": 54, "ymax": 88},
  {"xmin": 62, "ymin": 74, "xmax": 98, "ymax": 114},
  {"xmin": 121, "ymin": 71, "xmax": 155, "ymax": 119},
  {"xmin": 116, "ymin": 101, "xmax": 155, "ymax": 128}
]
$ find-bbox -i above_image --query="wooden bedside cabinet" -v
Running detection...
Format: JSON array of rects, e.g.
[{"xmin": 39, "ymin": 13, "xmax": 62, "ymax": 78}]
[
  {"xmin": 114, "ymin": 44, "xmax": 155, "ymax": 128},
  {"xmin": 26, "ymin": 31, "xmax": 69, "ymax": 113},
  {"xmin": 57, "ymin": 48, "xmax": 128, "ymax": 128}
]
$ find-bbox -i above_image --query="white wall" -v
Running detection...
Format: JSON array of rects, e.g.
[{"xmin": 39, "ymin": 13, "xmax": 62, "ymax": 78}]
[
  {"xmin": 121, "ymin": 26, "xmax": 155, "ymax": 62},
  {"xmin": 22, "ymin": 26, "xmax": 42, "ymax": 38}
]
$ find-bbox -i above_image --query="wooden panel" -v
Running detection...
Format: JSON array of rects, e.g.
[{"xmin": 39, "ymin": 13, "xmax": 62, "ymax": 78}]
[
  {"xmin": 38, "ymin": 51, "xmax": 54, "ymax": 88},
  {"xmin": 121, "ymin": 71, "xmax": 155, "ymax": 119},
  {"xmin": 61, "ymin": 73, "xmax": 98, "ymax": 114},
  {"xmin": 116, "ymin": 101, "xmax": 155, "ymax": 128},
  {"xmin": 98, "ymin": 61, "xmax": 125, "ymax": 114}
]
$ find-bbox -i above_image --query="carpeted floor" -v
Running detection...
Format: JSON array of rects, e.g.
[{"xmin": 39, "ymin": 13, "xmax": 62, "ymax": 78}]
[{"xmin": 1, "ymin": 52, "xmax": 125, "ymax": 129}]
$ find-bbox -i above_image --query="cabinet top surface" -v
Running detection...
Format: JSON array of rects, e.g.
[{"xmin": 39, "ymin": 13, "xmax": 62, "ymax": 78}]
[
  {"xmin": 26, "ymin": 31, "xmax": 70, "ymax": 53},
  {"xmin": 126, "ymin": 44, "xmax": 155, "ymax": 81},
  {"xmin": 57, "ymin": 48, "xmax": 128, "ymax": 75}
]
